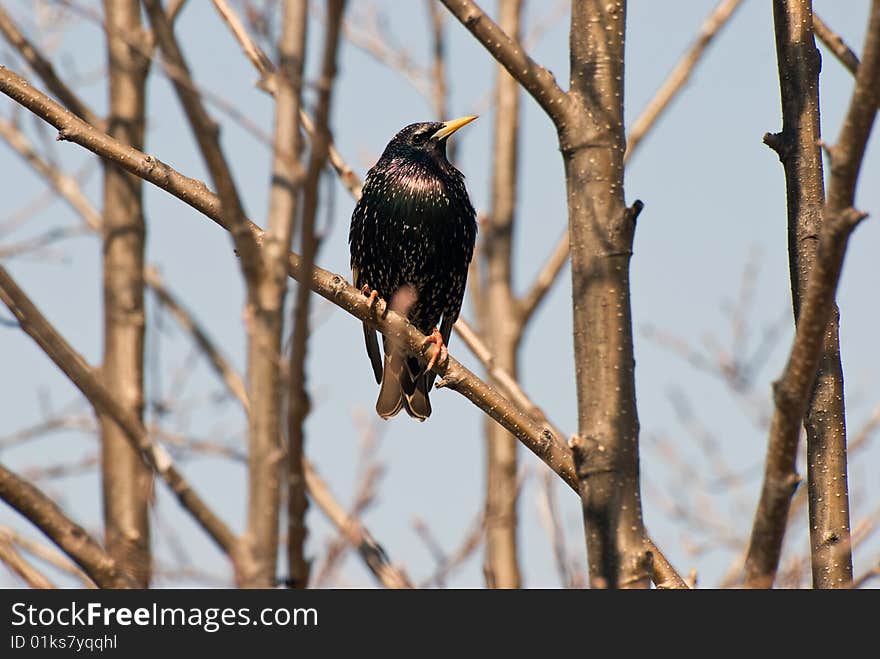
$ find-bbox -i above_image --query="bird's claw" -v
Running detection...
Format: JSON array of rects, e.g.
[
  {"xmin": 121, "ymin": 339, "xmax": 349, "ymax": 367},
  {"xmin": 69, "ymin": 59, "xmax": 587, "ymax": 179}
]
[
  {"xmin": 361, "ymin": 285, "xmax": 380, "ymax": 315},
  {"xmin": 422, "ymin": 327, "xmax": 448, "ymax": 373}
]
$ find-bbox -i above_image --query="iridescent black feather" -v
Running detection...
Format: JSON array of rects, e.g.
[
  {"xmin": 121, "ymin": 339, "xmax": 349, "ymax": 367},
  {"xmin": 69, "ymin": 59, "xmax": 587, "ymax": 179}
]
[{"xmin": 349, "ymin": 121, "xmax": 477, "ymax": 420}]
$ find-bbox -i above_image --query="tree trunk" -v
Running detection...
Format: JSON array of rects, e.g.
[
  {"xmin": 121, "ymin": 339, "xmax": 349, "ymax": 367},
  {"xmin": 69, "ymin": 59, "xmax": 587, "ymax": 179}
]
[
  {"xmin": 99, "ymin": 0, "xmax": 151, "ymax": 588},
  {"xmin": 565, "ymin": 0, "xmax": 650, "ymax": 589},
  {"xmin": 481, "ymin": 0, "xmax": 522, "ymax": 590},
  {"xmin": 769, "ymin": 0, "xmax": 852, "ymax": 589}
]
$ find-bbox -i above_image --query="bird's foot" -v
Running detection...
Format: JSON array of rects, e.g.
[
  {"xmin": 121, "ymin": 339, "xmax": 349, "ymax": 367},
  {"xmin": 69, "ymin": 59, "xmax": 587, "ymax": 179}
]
[
  {"xmin": 361, "ymin": 285, "xmax": 381, "ymax": 315},
  {"xmin": 421, "ymin": 327, "xmax": 448, "ymax": 373}
]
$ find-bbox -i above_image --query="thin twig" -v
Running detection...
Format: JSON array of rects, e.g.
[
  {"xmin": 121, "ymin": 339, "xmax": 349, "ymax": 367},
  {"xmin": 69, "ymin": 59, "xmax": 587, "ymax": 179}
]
[
  {"xmin": 626, "ymin": 0, "xmax": 743, "ymax": 159},
  {"xmin": 304, "ymin": 461, "xmax": 412, "ymax": 589},
  {"xmin": 0, "ymin": 529, "xmax": 56, "ymax": 588},
  {"xmin": 0, "ymin": 5, "xmax": 102, "ymax": 128},
  {"xmin": 0, "ymin": 525, "xmax": 96, "ymax": 587},
  {"xmin": 813, "ymin": 13, "xmax": 860, "ymax": 74},
  {"xmin": 416, "ymin": 512, "xmax": 484, "ymax": 588}
]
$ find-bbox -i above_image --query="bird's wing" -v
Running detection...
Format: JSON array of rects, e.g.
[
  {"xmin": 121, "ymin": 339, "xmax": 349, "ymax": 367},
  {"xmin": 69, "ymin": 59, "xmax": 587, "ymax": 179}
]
[
  {"xmin": 353, "ymin": 266, "xmax": 383, "ymax": 384},
  {"xmin": 439, "ymin": 313, "xmax": 455, "ymax": 350},
  {"xmin": 363, "ymin": 323, "xmax": 383, "ymax": 384}
]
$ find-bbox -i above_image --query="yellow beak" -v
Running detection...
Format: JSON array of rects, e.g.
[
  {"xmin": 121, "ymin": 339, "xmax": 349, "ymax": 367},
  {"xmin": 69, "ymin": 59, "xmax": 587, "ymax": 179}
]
[{"xmin": 431, "ymin": 115, "xmax": 478, "ymax": 141}]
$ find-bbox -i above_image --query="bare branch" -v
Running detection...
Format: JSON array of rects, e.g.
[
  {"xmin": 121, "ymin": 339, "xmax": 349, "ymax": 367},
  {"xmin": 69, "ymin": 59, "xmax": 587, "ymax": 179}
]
[
  {"xmin": 145, "ymin": 266, "xmax": 249, "ymax": 410},
  {"xmin": 166, "ymin": 0, "xmax": 189, "ymax": 24},
  {"xmin": 538, "ymin": 471, "xmax": 576, "ymax": 588},
  {"xmin": 310, "ymin": 416, "xmax": 384, "ymax": 587},
  {"xmin": 852, "ymin": 559, "xmax": 880, "ymax": 588},
  {"xmin": 415, "ymin": 513, "xmax": 484, "ymax": 588},
  {"xmin": 439, "ymin": 0, "xmax": 570, "ymax": 125},
  {"xmin": 626, "ymin": 0, "xmax": 742, "ymax": 159},
  {"xmin": 0, "ymin": 529, "xmax": 55, "ymax": 588},
  {"xmin": 340, "ymin": 6, "xmax": 433, "ymax": 101},
  {"xmin": 519, "ymin": 0, "xmax": 738, "ymax": 323},
  {"xmin": 454, "ymin": 318, "xmax": 564, "ymax": 443},
  {"xmin": 0, "ymin": 116, "xmax": 102, "ymax": 230},
  {"xmin": 207, "ymin": 0, "xmax": 364, "ymax": 202},
  {"xmin": 212, "ymin": 0, "xmax": 275, "ymax": 88},
  {"xmin": 0, "ymin": 461, "xmax": 132, "ymax": 588},
  {"xmin": 287, "ymin": 0, "xmax": 345, "ymax": 589},
  {"xmin": 562, "ymin": 0, "xmax": 650, "ymax": 589},
  {"xmin": 517, "ymin": 230, "xmax": 567, "ymax": 326},
  {"xmin": 825, "ymin": 0, "xmax": 880, "ymax": 212},
  {"xmin": 746, "ymin": 0, "xmax": 880, "ymax": 589},
  {"xmin": 304, "ymin": 461, "xmax": 412, "ymax": 589},
  {"xmin": 452, "ymin": 320, "xmax": 685, "ymax": 589},
  {"xmin": 0, "ymin": 264, "xmax": 240, "ymax": 565},
  {"xmin": 300, "ymin": 108, "xmax": 364, "ymax": 199},
  {"xmin": 0, "ymin": 525, "xmax": 96, "ymax": 587},
  {"xmin": 764, "ymin": 0, "xmax": 852, "ymax": 589},
  {"xmin": 427, "ymin": 0, "xmax": 451, "ymax": 122},
  {"xmin": 0, "ymin": 64, "xmax": 685, "ymax": 588},
  {"xmin": 813, "ymin": 13, "xmax": 860, "ymax": 74},
  {"xmin": 0, "ymin": 5, "xmax": 102, "ymax": 128},
  {"xmin": 745, "ymin": 205, "xmax": 867, "ymax": 587},
  {"xmin": 142, "ymin": 0, "xmax": 261, "ymax": 281}
]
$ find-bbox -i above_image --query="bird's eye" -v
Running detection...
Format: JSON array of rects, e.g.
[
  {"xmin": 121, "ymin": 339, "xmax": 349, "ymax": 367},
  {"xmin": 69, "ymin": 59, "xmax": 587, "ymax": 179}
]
[{"xmin": 412, "ymin": 130, "xmax": 430, "ymax": 144}]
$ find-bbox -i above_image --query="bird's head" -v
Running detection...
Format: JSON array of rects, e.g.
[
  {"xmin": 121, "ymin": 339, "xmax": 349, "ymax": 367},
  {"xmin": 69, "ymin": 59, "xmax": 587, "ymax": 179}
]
[{"xmin": 381, "ymin": 116, "xmax": 478, "ymax": 165}]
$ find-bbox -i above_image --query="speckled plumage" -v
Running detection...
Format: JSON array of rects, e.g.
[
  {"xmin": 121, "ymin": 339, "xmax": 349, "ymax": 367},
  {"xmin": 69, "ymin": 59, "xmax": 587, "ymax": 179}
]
[{"xmin": 350, "ymin": 121, "xmax": 477, "ymax": 420}]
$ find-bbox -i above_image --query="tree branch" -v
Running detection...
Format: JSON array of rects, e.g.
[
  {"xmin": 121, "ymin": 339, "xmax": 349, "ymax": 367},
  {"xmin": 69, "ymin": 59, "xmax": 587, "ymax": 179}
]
[
  {"xmin": 0, "ymin": 115, "xmax": 102, "ymax": 231},
  {"xmin": 145, "ymin": 266, "xmax": 250, "ymax": 410},
  {"xmin": 427, "ymin": 0, "xmax": 451, "ymax": 121},
  {"xmin": 439, "ymin": 0, "xmax": 570, "ymax": 125},
  {"xmin": 517, "ymin": 0, "xmax": 738, "ymax": 325},
  {"xmin": 517, "ymin": 230, "xmax": 568, "ymax": 326},
  {"xmin": 0, "ymin": 528, "xmax": 56, "ymax": 588},
  {"xmin": 150, "ymin": 264, "xmax": 414, "ymax": 590},
  {"xmin": 304, "ymin": 461, "xmax": 412, "ymax": 589},
  {"xmin": 209, "ymin": 0, "xmax": 363, "ymax": 202},
  {"xmin": 0, "ymin": 263, "xmax": 241, "ymax": 567},
  {"xmin": 451, "ymin": 326, "xmax": 685, "ymax": 589},
  {"xmin": 0, "ymin": 63, "xmax": 685, "ymax": 588},
  {"xmin": 288, "ymin": 0, "xmax": 346, "ymax": 589},
  {"xmin": 563, "ymin": 0, "xmax": 650, "ymax": 589},
  {"xmin": 0, "ymin": 461, "xmax": 132, "ymax": 588},
  {"xmin": 0, "ymin": 5, "xmax": 103, "ymax": 128},
  {"xmin": 745, "ymin": 0, "xmax": 880, "ymax": 590},
  {"xmin": 625, "ymin": 0, "xmax": 743, "ymax": 159},
  {"xmin": 745, "ymin": 204, "xmax": 867, "ymax": 587},
  {"xmin": 766, "ymin": 0, "xmax": 853, "ymax": 589},
  {"xmin": 813, "ymin": 13, "xmax": 860, "ymax": 74},
  {"xmin": 825, "ymin": 0, "xmax": 880, "ymax": 212},
  {"xmin": 142, "ymin": 0, "xmax": 261, "ymax": 282},
  {"xmin": 0, "ymin": 525, "xmax": 97, "ymax": 587}
]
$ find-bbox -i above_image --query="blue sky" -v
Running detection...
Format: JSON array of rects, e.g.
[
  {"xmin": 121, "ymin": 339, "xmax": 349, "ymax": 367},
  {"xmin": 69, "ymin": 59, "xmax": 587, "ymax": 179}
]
[{"xmin": 1, "ymin": 0, "xmax": 878, "ymax": 587}]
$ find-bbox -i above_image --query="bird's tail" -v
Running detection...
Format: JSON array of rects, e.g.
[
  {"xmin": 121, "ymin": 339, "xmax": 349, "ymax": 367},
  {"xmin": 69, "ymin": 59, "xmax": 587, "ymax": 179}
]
[{"xmin": 376, "ymin": 351, "xmax": 431, "ymax": 421}]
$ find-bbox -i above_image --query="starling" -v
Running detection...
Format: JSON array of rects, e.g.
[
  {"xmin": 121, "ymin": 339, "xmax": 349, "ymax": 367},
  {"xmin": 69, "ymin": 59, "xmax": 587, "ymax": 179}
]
[{"xmin": 349, "ymin": 116, "xmax": 478, "ymax": 420}]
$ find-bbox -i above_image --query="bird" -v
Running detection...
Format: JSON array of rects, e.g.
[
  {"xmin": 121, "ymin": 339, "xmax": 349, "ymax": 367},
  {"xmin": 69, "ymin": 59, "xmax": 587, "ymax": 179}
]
[{"xmin": 349, "ymin": 116, "xmax": 478, "ymax": 420}]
